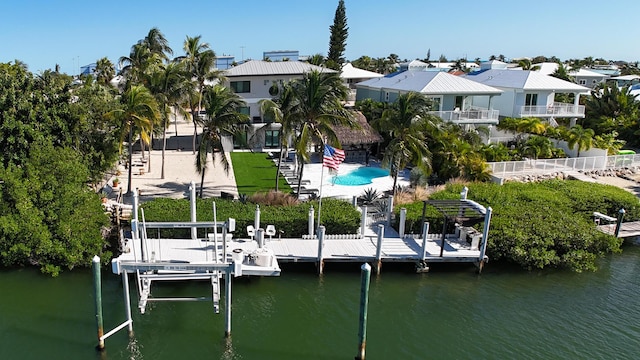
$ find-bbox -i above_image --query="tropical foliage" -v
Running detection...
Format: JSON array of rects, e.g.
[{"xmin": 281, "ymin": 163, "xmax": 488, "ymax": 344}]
[{"xmin": 326, "ymin": 0, "xmax": 348, "ymax": 70}]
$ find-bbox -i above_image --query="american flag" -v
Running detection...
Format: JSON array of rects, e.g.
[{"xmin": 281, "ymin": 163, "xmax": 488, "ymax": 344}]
[{"xmin": 323, "ymin": 144, "xmax": 345, "ymax": 171}]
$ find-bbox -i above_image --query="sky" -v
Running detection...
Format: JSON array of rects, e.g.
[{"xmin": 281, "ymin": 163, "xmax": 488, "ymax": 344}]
[{"xmin": 2, "ymin": 0, "xmax": 639, "ymax": 74}]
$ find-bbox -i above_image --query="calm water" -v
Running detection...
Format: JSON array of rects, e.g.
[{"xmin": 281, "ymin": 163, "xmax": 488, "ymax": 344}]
[{"xmin": 2, "ymin": 247, "xmax": 640, "ymax": 359}]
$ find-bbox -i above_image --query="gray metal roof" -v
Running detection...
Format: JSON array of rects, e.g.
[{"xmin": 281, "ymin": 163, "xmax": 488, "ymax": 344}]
[
  {"xmin": 224, "ymin": 60, "xmax": 335, "ymax": 77},
  {"xmin": 463, "ymin": 69, "xmax": 589, "ymax": 92},
  {"xmin": 357, "ymin": 71, "xmax": 502, "ymax": 95}
]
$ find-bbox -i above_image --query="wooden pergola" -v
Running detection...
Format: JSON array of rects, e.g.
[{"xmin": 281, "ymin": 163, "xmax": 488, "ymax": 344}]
[{"xmin": 424, "ymin": 199, "xmax": 489, "ymax": 257}]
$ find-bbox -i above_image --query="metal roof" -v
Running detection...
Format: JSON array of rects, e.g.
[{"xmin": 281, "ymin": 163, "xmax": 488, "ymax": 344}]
[
  {"xmin": 357, "ymin": 71, "xmax": 502, "ymax": 95},
  {"xmin": 425, "ymin": 199, "xmax": 486, "ymax": 226},
  {"xmin": 463, "ymin": 69, "xmax": 589, "ymax": 92},
  {"xmin": 224, "ymin": 60, "xmax": 334, "ymax": 77},
  {"xmin": 340, "ymin": 63, "xmax": 383, "ymax": 79}
]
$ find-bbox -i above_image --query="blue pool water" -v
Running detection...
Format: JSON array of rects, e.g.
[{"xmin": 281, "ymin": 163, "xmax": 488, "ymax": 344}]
[{"xmin": 332, "ymin": 166, "xmax": 389, "ymax": 186}]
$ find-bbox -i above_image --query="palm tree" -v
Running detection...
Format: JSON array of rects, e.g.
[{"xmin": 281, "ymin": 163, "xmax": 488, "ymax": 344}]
[
  {"xmin": 142, "ymin": 27, "xmax": 173, "ymax": 62},
  {"xmin": 551, "ymin": 63, "xmax": 574, "ymax": 82},
  {"xmin": 147, "ymin": 62, "xmax": 190, "ymax": 179},
  {"xmin": 196, "ymin": 85, "xmax": 249, "ymax": 197},
  {"xmin": 517, "ymin": 59, "xmax": 540, "ymax": 71},
  {"xmin": 104, "ymin": 85, "xmax": 160, "ymax": 195},
  {"xmin": 566, "ymin": 125, "xmax": 594, "ymax": 157},
  {"xmin": 259, "ymin": 82, "xmax": 299, "ymax": 191},
  {"xmin": 180, "ymin": 35, "xmax": 225, "ymax": 154},
  {"xmin": 288, "ymin": 70, "xmax": 355, "ymax": 197},
  {"xmin": 372, "ymin": 92, "xmax": 437, "ymax": 194},
  {"xmin": 94, "ymin": 57, "xmax": 115, "ymax": 87}
]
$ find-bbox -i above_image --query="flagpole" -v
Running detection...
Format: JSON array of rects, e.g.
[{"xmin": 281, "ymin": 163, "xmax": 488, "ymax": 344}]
[{"xmin": 317, "ymin": 156, "xmax": 325, "ymax": 229}]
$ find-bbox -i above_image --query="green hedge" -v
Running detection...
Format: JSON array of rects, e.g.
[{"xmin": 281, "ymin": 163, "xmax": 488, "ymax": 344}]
[
  {"xmin": 396, "ymin": 180, "xmax": 640, "ymax": 272},
  {"xmin": 140, "ymin": 198, "xmax": 360, "ymax": 238}
]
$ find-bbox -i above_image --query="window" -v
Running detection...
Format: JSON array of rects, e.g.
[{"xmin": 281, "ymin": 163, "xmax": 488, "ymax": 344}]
[
  {"xmin": 384, "ymin": 91, "xmax": 390, "ymax": 102},
  {"xmin": 230, "ymin": 81, "xmax": 250, "ymax": 93},
  {"xmin": 238, "ymin": 106, "xmax": 250, "ymax": 116},
  {"xmin": 579, "ymin": 79, "xmax": 587, "ymax": 85},
  {"xmin": 525, "ymin": 93, "xmax": 538, "ymax": 106},
  {"xmin": 233, "ymin": 131, "xmax": 247, "ymax": 149},
  {"xmin": 265, "ymin": 130, "xmax": 280, "ymax": 148}
]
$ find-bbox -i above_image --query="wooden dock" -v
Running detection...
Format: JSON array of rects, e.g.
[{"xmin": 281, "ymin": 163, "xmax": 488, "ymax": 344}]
[{"xmin": 597, "ymin": 221, "xmax": 640, "ymax": 238}]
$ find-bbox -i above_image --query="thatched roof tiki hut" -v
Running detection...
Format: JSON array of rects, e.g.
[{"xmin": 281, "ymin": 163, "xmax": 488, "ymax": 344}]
[{"xmin": 333, "ymin": 111, "xmax": 383, "ymax": 164}]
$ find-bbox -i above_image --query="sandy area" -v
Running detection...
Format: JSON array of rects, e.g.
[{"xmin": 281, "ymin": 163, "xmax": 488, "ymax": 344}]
[{"xmin": 109, "ymin": 119, "xmax": 238, "ymax": 204}]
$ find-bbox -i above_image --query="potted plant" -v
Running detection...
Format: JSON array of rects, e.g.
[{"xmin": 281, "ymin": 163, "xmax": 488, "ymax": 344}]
[{"xmin": 112, "ymin": 177, "xmax": 120, "ymax": 187}]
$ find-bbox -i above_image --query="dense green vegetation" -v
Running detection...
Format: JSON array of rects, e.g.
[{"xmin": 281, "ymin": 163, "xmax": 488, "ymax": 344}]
[
  {"xmin": 397, "ymin": 181, "xmax": 640, "ymax": 272},
  {"xmin": 140, "ymin": 197, "xmax": 359, "ymax": 238},
  {"xmin": 0, "ymin": 63, "xmax": 116, "ymax": 275},
  {"xmin": 230, "ymin": 152, "xmax": 291, "ymax": 194}
]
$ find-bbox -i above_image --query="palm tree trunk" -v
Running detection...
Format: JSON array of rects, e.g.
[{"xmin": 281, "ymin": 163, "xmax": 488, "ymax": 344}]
[
  {"xmin": 174, "ymin": 107, "xmax": 178, "ymax": 135},
  {"xmin": 190, "ymin": 105, "xmax": 198, "ymax": 154},
  {"xmin": 147, "ymin": 134, "xmax": 152, "ymax": 173},
  {"xmin": 296, "ymin": 157, "xmax": 305, "ymax": 199},
  {"xmin": 126, "ymin": 126, "xmax": 134, "ymax": 196},
  {"xmin": 391, "ymin": 157, "xmax": 399, "ymax": 196},
  {"xmin": 275, "ymin": 144, "xmax": 285, "ymax": 191},
  {"xmin": 199, "ymin": 168, "xmax": 206, "ymax": 198},
  {"xmin": 161, "ymin": 120, "xmax": 167, "ymax": 179}
]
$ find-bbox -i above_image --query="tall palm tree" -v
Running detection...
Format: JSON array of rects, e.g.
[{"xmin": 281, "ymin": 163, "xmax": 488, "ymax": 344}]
[
  {"xmin": 180, "ymin": 35, "xmax": 225, "ymax": 154},
  {"xmin": 142, "ymin": 27, "xmax": 173, "ymax": 62},
  {"xmin": 196, "ymin": 85, "xmax": 249, "ymax": 198},
  {"xmin": 259, "ymin": 82, "xmax": 299, "ymax": 191},
  {"xmin": 147, "ymin": 62, "xmax": 190, "ymax": 179},
  {"xmin": 567, "ymin": 125, "xmax": 594, "ymax": 157},
  {"xmin": 288, "ymin": 70, "xmax": 355, "ymax": 197},
  {"xmin": 372, "ymin": 92, "xmax": 437, "ymax": 194},
  {"xmin": 104, "ymin": 85, "xmax": 160, "ymax": 195},
  {"xmin": 94, "ymin": 57, "xmax": 115, "ymax": 87}
]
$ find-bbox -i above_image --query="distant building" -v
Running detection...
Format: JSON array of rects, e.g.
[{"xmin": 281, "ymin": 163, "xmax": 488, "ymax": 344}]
[
  {"xmin": 80, "ymin": 63, "xmax": 97, "ymax": 76},
  {"xmin": 263, "ymin": 50, "xmax": 299, "ymax": 62},
  {"xmin": 215, "ymin": 55, "xmax": 235, "ymax": 70}
]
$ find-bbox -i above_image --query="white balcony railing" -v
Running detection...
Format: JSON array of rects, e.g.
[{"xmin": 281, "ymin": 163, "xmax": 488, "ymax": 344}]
[
  {"xmin": 519, "ymin": 103, "xmax": 585, "ymax": 118},
  {"xmin": 430, "ymin": 109, "xmax": 499, "ymax": 124}
]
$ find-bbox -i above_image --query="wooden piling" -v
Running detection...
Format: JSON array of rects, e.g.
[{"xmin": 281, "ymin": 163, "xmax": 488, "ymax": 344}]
[
  {"xmin": 92, "ymin": 255, "xmax": 105, "ymax": 350},
  {"xmin": 317, "ymin": 226, "xmax": 326, "ymax": 275},
  {"xmin": 615, "ymin": 208, "xmax": 626, "ymax": 238},
  {"xmin": 374, "ymin": 224, "xmax": 384, "ymax": 274},
  {"xmin": 355, "ymin": 263, "xmax": 371, "ymax": 360}
]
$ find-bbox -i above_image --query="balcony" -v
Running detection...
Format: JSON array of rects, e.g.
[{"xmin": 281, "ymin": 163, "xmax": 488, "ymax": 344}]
[
  {"xmin": 430, "ymin": 108, "xmax": 499, "ymax": 125},
  {"xmin": 519, "ymin": 103, "xmax": 585, "ymax": 118}
]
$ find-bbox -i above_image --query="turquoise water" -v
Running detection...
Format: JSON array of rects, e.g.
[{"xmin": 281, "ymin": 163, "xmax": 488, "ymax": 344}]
[
  {"xmin": 2, "ymin": 247, "xmax": 640, "ymax": 359},
  {"xmin": 333, "ymin": 167, "xmax": 389, "ymax": 186}
]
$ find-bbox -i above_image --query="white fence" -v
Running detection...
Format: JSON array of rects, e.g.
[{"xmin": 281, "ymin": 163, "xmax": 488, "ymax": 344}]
[{"xmin": 488, "ymin": 154, "xmax": 640, "ymax": 176}]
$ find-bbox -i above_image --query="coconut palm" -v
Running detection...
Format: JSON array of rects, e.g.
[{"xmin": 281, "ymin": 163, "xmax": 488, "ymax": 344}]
[
  {"xmin": 372, "ymin": 91, "xmax": 438, "ymax": 194},
  {"xmin": 94, "ymin": 57, "xmax": 115, "ymax": 87},
  {"xmin": 566, "ymin": 125, "xmax": 594, "ymax": 157},
  {"xmin": 142, "ymin": 27, "xmax": 173, "ymax": 62},
  {"xmin": 196, "ymin": 85, "xmax": 249, "ymax": 198},
  {"xmin": 180, "ymin": 35, "xmax": 225, "ymax": 154},
  {"xmin": 288, "ymin": 70, "xmax": 355, "ymax": 197},
  {"xmin": 146, "ymin": 62, "xmax": 191, "ymax": 179},
  {"xmin": 104, "ymin": 85, "xmax": 160, "ymax": 195},
  {"xmin": 259, "ymin": 82, "xmax": 299, "ymax": 191}
]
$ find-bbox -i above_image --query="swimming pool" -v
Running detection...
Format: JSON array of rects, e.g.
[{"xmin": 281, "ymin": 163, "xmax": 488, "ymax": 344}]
[{"xmin": 332, "ymin": 167, "xmax": 390, "ymax": 186}]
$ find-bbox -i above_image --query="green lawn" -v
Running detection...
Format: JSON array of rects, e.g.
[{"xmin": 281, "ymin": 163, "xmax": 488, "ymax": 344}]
[{"xmin": 230, "ymin": 152, "xmax": 292, "ymax": 195}]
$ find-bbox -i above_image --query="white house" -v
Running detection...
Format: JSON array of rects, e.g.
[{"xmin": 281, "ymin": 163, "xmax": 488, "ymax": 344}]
[
  {"xmin": 462, "ymin": 64, "xmax": 589, "ymax": 125},
  {"xmin": 222, "ymin": 60, "xmax": 335, "ymax": 151},
  {"xmin": 356, "ymin": 71, "xmax": 503, "ymax": 125}
]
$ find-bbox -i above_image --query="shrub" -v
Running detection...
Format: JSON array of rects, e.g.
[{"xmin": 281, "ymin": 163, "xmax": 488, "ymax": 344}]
[
  {"xmin": 140, "ymin": 197, "xmax": 360, "ymax": 238},
  {"xmin": 395, "ymin": 180, "xmax": 638, "ymax": 271}
]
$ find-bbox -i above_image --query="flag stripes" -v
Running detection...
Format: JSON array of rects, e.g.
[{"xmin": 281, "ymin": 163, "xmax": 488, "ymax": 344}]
[{"xmin": 322, "ymin": 144, "xmax": 345, "ymax": 171}]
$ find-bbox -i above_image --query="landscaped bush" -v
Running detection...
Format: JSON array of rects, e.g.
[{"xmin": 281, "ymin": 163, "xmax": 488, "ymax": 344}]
[
  {"xmin": 140, "ymin": 197, "xmax": 360, "ymax": 238},
  {"xmin": 395, "ymin": 180, "xmax": 640, "ymax": 272}
]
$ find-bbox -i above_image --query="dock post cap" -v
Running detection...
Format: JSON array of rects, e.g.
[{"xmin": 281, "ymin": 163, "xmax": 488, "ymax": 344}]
[
  {"xmin": 619, "ymin": 208, "xmax": 626, "ymax": 214},
  {"xmin": 92, "ymin": 255, "xmax": 101, "ymax": 263},
  {"xmin": 361, "ymin": 263, "xmax": 371, "ymax": 271}
]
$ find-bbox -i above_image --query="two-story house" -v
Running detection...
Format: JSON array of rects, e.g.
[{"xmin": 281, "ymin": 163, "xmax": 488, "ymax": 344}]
[
  {"xmin": 355, "ymin": 70, "xmax": 503, "ymax": 127},
  {"xmin": 223, "ymin": 60, "xmax": 335, "ymax": 151}
]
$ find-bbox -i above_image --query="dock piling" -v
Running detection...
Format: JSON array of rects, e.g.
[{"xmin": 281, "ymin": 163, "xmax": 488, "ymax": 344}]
[
  {"xmin": 224, "ymin": 267, "xmax": 232, "ymax": 338},
  {"xmin": 615, "ymin": 208, "xmax": 626, "ymax": 238},
  {"xmin": 92, "ymin": 255, "xmax": 105, "ymax": 350},
  {"xmin": 399, "ymin": 208, "xmax": 407, "ymax": 237},
  {"xmin": 478, "ymin": 207, "xmax": 493, "ymax": 273},
  {"xmin": 189, "ymin": 181, "xmax": 196, "ymax": 240},
  {"xmin": 308, "ymin": 206, "xmax": 315, "ymax": 237},
  {"xmin": 360, "ymin": 206, "xmax": 368, "ymax": 237},
  {"xmin": 355, "ymin": 263, "xmax": 371, "ymax": 360},
  {"xmin": 374, "ymin": 224, "xmax": 384, "ymax": 274},
  {"xmin": 317, "ymin": 226, "xmax": 326, "ymax": 275}
]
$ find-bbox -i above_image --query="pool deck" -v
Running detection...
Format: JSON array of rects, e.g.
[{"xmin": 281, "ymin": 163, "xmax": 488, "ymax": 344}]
[{"xmin": 282, "ymin": 160, "xmax": 410, "ymax": 200}]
